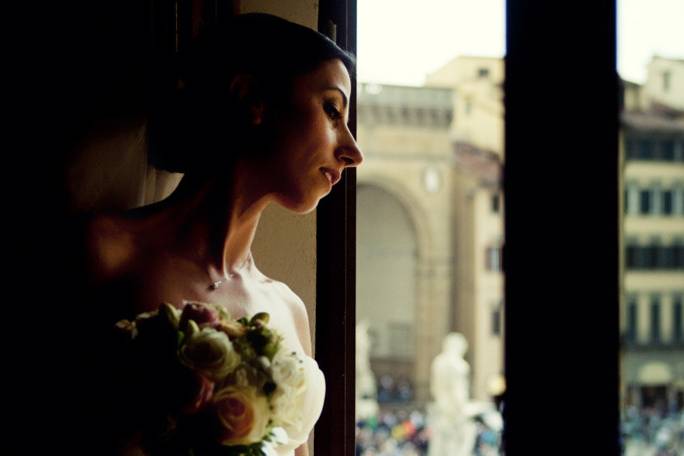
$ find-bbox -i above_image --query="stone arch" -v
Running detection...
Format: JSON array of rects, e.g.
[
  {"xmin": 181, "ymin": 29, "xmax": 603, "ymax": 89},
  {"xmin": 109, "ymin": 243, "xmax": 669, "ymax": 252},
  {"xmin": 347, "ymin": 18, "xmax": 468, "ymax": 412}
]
[
  {"xmin": 357, "ymin": 175, "xmax": 433, "ymax": 261},
  {"xmin": 356, "ymin": 177, "xmax": 437, "ymax": 402}
]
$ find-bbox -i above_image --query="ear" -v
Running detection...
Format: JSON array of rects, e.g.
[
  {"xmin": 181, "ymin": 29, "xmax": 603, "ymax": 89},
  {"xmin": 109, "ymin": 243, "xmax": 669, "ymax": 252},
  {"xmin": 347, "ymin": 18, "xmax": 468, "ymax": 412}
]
[
  {"xmin": 250, "ymin": 102, "xmax": 265, "ymax": 126},
  {"xmin": 229, "ymin": 73, "xmax": 265, "ymax": 126}
]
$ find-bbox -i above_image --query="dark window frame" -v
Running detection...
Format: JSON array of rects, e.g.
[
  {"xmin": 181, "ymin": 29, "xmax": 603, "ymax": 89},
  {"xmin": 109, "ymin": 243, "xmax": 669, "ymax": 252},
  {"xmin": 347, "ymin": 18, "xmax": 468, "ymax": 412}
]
[
  {"xmin": 315, "ymin": 2, "xmax": 357, "ymax": 455},
  {"xmin": 504, "ymin": 0, "xmax": 619, "ymax": 453}
]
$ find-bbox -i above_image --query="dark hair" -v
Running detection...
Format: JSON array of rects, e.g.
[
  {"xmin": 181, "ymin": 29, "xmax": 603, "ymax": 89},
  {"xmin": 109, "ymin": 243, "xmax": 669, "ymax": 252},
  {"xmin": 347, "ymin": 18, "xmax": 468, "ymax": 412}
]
[{"xmin": 147, "ymin": 13, "xmax": 356, "ymax": 174}]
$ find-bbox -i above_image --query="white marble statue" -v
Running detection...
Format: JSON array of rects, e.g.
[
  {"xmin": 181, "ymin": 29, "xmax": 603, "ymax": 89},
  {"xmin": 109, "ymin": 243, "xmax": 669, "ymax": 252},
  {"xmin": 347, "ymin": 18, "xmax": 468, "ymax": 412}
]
[
  {"xmin": 427, "ymin": 332, "xmax": 479, "ymax": 456},
  {"xmin": 356, "ymin": 320, "xmax": 379, "ymax": 421}
]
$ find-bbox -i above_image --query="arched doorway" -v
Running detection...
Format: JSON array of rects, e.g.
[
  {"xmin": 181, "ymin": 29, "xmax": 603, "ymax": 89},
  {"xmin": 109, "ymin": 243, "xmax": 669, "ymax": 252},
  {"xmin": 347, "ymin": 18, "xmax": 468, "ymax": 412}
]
[{"xmin": 357, "ymin": 184, "xmax": 418, "ymax": 404}]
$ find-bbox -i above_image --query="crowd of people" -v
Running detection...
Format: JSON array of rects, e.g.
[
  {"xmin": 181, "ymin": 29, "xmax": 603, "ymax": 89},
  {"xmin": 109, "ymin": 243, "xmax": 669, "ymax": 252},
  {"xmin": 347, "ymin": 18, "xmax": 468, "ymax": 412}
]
[
  {"xmin": 377, "ymin": 375, "xmax": 416, "ymax": 403},
  {"xmin": 621, "ymin": 406, "xmax": 684, "ymax": 455},
  {"xmin": 360, "ymin": 374, "xmax": 684, "ymax": 456},
  {"xmin": 355, "ymin": 409, "xmax": 501, "ymax": 456},
  {"xmin": 356, "ymin": 404, "xmax": 684, "ymax": 455}
]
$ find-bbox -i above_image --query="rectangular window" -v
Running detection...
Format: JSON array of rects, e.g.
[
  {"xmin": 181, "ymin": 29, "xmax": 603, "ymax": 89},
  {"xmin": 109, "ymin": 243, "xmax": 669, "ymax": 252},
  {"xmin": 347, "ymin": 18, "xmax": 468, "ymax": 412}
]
[
  {"xmin": 492, "ymin": 193, "xmax": 500, "ymax": 213},
  {"xmin": 662, "ymin": 190, "xmax": 673, "ymax": 215},
  {"xmin": 492, "ymin": 306, "xmax": 502, "ymax": 336},
  {"xmin": 675, "ymin": 241, "xmax": 684, "ymax": 269},
  {"xmin": 638, "ymin": 138, "xmax": 654, "ymax": 159},
  {"xmin": 626, "ymin": 243, "xmax": 638, "ymax": 269},
  {"xmin": 660, "ymin": 245, "xmax": 675, "ymax": 269},
  {"xmin": 647, "ymin": 244, "xmax": 660, "ymax": 269},
  {"xmin": 651, "ymin": 296, "xmax": 661, "ymax": 344},
  {"xmin": 661, "ymin": 139, "xmax": 675, "ymax": 161},
  {"xmin": 654, "ymin": 244, "xmax": 665, "ymax": 269},
  {"xmin": 627, "ymin": 298, "xmax": 637, "ymax": 344},
  {"xmin": 640, "ymin": 189, "xmax": 651, "ymax": 214},
  {"xmin": 625, "ymin": 137, "xmax": 638, "ymax": 160},
  {"xmin": 673, "ymin": 297, "xmax": 683, "ymax": 344},
  {"xmin": 676, "ymin": 141, "xmax": 684, "ymax": 162}
]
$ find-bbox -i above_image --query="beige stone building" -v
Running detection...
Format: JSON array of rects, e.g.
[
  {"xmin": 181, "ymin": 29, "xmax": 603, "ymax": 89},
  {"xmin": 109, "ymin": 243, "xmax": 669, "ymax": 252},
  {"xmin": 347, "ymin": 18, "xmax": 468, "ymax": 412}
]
[
  {"xmin": 620, "ymin": 56, "xmax": 684, "ymax": 413},
  {"xmin": 426, "ymin": 56, "xmax": 505, "ymax": 402},
  {"xmin": 356, "ymin": 83, "xmax": 456, "ymax": 403},
  {"xmin": 356, "ymin": 53, "xmax": 684, "ymax": 415},
  {"xmin": 355, "ymin": 55, "xmax": 506, "ymax": 405}
]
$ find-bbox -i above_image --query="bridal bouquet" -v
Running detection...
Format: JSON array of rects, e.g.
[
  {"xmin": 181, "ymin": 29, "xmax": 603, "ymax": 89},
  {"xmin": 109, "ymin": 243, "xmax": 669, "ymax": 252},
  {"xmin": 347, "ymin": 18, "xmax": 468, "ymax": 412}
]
[{"xmin": 113, "ymin": 301, "xmax": 306, "ymax": 456}]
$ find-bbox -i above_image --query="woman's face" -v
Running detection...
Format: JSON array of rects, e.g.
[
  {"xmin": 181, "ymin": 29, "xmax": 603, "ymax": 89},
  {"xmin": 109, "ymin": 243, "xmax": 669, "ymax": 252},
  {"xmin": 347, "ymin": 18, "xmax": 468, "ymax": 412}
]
[{"xmin": 262, "ymin": 58, "xmax": 364, "ymax": 213}]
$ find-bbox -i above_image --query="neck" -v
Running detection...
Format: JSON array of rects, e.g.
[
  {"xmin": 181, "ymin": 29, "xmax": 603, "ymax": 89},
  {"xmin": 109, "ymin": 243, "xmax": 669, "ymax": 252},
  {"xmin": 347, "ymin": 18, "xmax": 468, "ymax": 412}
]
[{"xmin": 124, "ymin": 160, "xmax": 273, "ymax": 280}]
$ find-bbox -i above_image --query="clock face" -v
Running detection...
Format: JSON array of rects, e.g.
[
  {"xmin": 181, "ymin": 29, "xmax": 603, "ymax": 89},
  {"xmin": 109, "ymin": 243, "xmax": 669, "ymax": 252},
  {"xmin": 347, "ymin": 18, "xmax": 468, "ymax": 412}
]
[{"xmin": 423, "ymin": 167, "xmax": 442, "ymax": 193}]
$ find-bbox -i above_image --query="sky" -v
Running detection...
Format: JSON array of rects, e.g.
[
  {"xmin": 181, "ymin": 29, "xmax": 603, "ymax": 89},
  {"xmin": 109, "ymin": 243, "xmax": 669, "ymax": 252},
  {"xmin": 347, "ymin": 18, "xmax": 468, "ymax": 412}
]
[{"xmin": 357, "ymin": 0, "xmax": 684, "ymax": 86}]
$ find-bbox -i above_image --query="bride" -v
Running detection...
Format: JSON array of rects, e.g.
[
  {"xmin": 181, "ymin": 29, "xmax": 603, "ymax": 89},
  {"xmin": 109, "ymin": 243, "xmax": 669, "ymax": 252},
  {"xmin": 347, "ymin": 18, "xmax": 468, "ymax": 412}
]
[{"xmin": 63, "ymin": 13, "xmax": 363, "ymax": 456}]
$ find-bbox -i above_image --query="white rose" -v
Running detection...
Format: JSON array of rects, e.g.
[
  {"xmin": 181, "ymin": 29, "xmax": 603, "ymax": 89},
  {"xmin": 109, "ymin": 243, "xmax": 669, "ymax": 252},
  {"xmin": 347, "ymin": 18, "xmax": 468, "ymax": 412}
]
[
  {"xmin": 270, "ymin": 350, "xmax": 307, "ymax": 429},
  {"xmin": 179, "ymin": 328, "xmax": 241, "ymax": 381}
]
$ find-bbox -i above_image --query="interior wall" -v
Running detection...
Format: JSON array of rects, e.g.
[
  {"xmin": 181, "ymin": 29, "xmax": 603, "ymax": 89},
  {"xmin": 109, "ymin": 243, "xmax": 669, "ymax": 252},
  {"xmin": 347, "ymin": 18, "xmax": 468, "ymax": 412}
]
[
  {"xmin": 240, "ymin": 0, "xmax": 318, "ymax": 27},
  {"xmin": 62, "ymin": 0, "xmax": 320, "ymax": 348},
  {"xmin": 239, "ymin": 0, "xmax": 319, "ymax": 350}
]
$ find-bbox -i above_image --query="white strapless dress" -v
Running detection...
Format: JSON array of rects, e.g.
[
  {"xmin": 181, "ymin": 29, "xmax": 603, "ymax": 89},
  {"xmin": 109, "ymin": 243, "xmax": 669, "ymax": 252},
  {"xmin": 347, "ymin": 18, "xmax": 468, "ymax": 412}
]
[{"xmin": 265, "ymin": 354, "xmax": 326, "ymax": 455}]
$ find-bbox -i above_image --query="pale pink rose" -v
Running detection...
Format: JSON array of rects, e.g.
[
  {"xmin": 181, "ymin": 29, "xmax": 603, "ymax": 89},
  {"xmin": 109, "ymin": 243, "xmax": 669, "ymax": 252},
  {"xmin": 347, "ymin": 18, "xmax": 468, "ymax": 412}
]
[
  {"xmin": 180, "ymin": 302, "xmax": 220, "ymax": 328},
  {"xmin": 213, "ymin": 385, "xmax": 270, "ymax": 446},
  {"xmin": 182, "ymin": 374, "xmax": 215, "ymax": 414}
]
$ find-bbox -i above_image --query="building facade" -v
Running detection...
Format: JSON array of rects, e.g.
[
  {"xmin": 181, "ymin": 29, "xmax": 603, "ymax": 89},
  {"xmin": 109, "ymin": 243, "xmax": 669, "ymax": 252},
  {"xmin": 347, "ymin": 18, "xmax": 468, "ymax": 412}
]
[
  {"xmin": 355, "ymin": 52, "xmax": 684, "ymax": 417},
  {"xmin": 620, "ymin": 57, "xmax": 684, "ymax": 413},
  {"xmin": 426, "ymin": 56, "xmax": 506, "ymax": 402},
  {"xmin": 355, "ymin": 55, "xmax": 506, "ymax": 406},
  {"xmin": 356, "ymin": 83, "xmax": 456, "ymax": 404}
]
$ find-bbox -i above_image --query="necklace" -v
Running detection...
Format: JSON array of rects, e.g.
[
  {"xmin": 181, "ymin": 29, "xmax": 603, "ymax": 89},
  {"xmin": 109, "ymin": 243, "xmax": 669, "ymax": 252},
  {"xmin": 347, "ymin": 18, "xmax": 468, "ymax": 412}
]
[
  {"xmin": 207, "ymin": 253, "xmax": 252, "ymax": 291},
  {"xmin": 209, "ymin": 280, "xmax": 224, "ymax": 291}
]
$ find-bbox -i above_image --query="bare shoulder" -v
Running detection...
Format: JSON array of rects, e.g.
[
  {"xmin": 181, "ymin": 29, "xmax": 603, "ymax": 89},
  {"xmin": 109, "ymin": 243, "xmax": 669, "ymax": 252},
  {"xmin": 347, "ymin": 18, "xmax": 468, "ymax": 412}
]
[
  {"xmin": 266, "ymin": 278, "xmax": 313, "ymax": 356},
  {"xmin": 270, "ymin": 280, "xmax": 307, "ymax": 312},
  {"xmin": 82, "ymin": 213, "xmax": 136, "ymax": 284}
]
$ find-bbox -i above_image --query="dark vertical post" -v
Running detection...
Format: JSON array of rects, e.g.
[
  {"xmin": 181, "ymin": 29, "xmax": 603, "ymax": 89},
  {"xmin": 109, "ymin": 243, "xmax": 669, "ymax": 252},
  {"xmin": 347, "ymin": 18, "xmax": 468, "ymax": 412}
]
[
  {"xmin": 316, "ymin": 0, "xmax": 357, "ymax": 455},
  {"xmin": 504, "ymin": 0, "xmax": 620, "ymax": 453}
]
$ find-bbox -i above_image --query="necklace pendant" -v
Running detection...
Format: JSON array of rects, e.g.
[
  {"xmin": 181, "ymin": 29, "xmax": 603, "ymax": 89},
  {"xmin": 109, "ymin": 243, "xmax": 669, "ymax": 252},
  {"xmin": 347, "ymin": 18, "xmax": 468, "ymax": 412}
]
[{"xmin": 209, "ymin": 280, "xmax": 224, "ymax": 291}]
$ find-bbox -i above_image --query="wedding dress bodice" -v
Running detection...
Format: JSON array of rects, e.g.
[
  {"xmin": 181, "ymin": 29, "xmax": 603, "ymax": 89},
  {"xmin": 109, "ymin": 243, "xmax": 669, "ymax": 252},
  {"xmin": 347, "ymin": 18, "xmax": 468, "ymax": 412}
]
[{"xmin": 267, "ymin": 352, "xmax": 326, "ymax": 455}]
